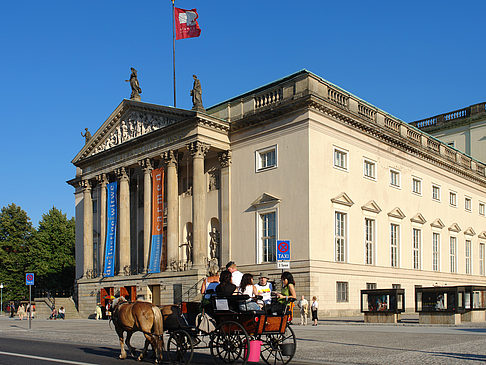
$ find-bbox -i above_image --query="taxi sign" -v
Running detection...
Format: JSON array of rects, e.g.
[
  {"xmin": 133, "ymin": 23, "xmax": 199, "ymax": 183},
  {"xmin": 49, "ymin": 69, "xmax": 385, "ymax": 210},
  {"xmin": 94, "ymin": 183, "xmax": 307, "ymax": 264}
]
[
  {"xmin": 26, "ymin": 273, "xmax": 35, "ymax": 286},
  {"xmin": 276, "ymin": 240, "xmax": 290, "ymax": 261}
]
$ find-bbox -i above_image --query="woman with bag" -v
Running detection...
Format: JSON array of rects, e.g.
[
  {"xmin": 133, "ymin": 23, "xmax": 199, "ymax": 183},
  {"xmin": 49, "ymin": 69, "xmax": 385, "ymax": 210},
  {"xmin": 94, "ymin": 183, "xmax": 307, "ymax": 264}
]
[{"xmin": 311, "ymin": 296, "xmax": 319, "ymax": 326}]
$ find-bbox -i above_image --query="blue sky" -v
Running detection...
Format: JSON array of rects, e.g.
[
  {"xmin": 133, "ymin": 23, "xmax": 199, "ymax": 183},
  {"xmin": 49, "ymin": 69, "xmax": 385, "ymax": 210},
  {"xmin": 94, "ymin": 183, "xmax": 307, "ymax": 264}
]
[{"xmin": 1, "ymin": 1, "xmax": 485, "ymax": 226}]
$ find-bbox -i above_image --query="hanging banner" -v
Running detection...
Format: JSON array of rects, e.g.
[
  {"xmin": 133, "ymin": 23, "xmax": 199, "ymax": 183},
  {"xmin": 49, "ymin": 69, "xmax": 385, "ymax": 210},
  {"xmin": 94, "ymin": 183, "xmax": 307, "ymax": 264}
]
[
  {"xmin": 103, "ymin": 182, "xmax": 118, "ymax": 277},
  {"xmin": 148, "ymin": 168, "xmax": 164, "ymax": 273}
]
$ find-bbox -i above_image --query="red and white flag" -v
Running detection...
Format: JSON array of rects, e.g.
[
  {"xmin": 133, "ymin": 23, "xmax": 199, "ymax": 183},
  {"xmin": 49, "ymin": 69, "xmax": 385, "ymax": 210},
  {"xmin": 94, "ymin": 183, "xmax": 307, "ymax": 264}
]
[{"xmin": 174, "ymin": 8, "xmax": 201, "ymax": 40}]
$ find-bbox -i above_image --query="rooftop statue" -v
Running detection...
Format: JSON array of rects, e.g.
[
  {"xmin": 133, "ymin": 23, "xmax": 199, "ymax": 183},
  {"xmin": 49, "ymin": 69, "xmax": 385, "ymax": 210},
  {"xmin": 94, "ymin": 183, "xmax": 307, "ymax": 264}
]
[
  {"xmin": 190, "ymin": 74, "xmax": 205, "ymax": 111},
  {"xmin": 81, "ymin": 128, "xmax": 91, "ymax": 144},
  {"xmin": 126, "ymin": 67, "xmax": 142, "ymax": 101}
]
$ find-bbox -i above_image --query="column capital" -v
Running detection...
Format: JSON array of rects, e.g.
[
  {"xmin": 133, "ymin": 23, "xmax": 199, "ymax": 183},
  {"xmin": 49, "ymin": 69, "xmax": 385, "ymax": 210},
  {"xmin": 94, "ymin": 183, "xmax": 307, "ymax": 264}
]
[
  {"xmin": 81, "ymin": 179, "xmax": 92, "ymax": 191},
  {"xmin": 138, "ymin": 158, "xmax": 153, "ymax": 173},
  {"xmin": 96, "ymin": 173, "xmax": 108, "ymax": 187},
  {"xmin": 187, "ymin": 141, "xmax": 210, "ymax": 159},
  {"xmin": 218, "ymin": 150, "xmax": 232, "ymax": 168},
  {"xmin": 115, "ymin": 167, "xmax": 129, "ymax": 181},
  {"xmin": 162, "ymin": 150, "xmax": 180, "ymax": 167}
]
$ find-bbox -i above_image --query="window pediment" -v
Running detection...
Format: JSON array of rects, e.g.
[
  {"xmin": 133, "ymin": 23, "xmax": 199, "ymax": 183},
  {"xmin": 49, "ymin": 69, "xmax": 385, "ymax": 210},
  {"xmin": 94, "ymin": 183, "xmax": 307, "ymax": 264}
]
[
  {"xmin": 361, "ymin": 200, "xmax": 381, "ymax": 214},
  {"xmin": 410, "ymin": 213, "xmax": 426, "ymax": 225},
  {"xmin": 430, "ymin": 218, "xmax": 445, "ymax": 229},
  {"xmin": 387, "ymin": 207, "xmax": 405, "ymax": 220},
  {"xmin": 251, "ymin": 193, "xmax": 281, "ymax": 207},
  {"xmin": 448, "ymin": 223, "xmax": 461, "ymax": 233},
  {"xmin": 331, "ymin": 192, "xmax": 354, "ymax": 207},
  {"xmin": 478, "ymin": 231, "xmax": 486, "ymax": 239},
  {"xmin": 464, "ymin": 227, "xmax": 476, "ymax": 236}
]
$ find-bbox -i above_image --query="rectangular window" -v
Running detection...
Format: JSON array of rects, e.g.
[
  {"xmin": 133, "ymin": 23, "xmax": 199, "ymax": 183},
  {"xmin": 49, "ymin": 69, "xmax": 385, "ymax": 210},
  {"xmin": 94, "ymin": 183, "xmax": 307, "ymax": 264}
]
[
  {"xmin": 413, "ymin": 228, "xmax": 421, "ymax": 270},
  {"xmin": 366, "ymin": 283, "xmax": 377, "ymax": 290},
  {"xmin": 334, "ymin": 148, "xmax": 348, "ymax": 170},
  {"xmin": 432, "ymin": 185, "xmax": 441, "ymax": 201},
  {"xmin": 260, "ymin": 212, "xmax": 276, "ymax": 262},
  {"xmin": 392, "ymin": 284, "xmax": 401, "ymax": 289},
  {"xmin": 412, "ymin": 178, "xmax": 422, "ymax": 195},
  {"xmin": 92, "ymin": 199, "xmax": 98, "ymax": 214},
  {"xmin": 390, "ymin": 224, "xmax": 400, "ymax": 267},
  {"xmin": 480, "ymin": 243, "xmax": 485, "ymax": 276},
  {"xmin": 365, "ymin": 218, "xmax": 375, "ymax": 265},
  {"xmin": 336, "ymin": 281, "xmax": 349, "ymax": 302},
  {"xmin": 466, "ymin": 240, "xmax": 472, "ymax": 274},
  {"xmin": 449, "ymin": 192, "xmax": 457, "ymax": 207},
  {"xmin": 390, "ymin": 169, "xmax": 400, "ymax": 188},
  {"xmin": 450, "ymin": 237, "xmax": 457, "ymax": 273},
  {"xmin": 433, "ymin": 233, "xmax": 440, "ymax": 271},
  {"xmin": 363, "ymin": 159, "xmax": 376, "ymax": 179},
  {"xmin": 256, "ymin": 146, "xmax": 277, "ymax": 171},
  {"xmin": 465, "ymin": 197, "xmax": 472, "ymax": 212},
  {"xmin": 335, "ymin": 212, "xmax": 347, "ymax": 262},
  {"xmin": 480, "ymin": 203, "xmax": 485, "ymax": 216}
]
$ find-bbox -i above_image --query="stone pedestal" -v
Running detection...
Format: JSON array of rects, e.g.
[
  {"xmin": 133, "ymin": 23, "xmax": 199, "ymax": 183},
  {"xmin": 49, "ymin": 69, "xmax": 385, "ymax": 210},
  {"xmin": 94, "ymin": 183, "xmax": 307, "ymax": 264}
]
[
  {"xmin": 419, "ymin": 313, "xmax": 461, "ymax": 325},
  {"xmin": 364, "ymin": 312, "xmax": 398, "ymax": 323},
  {"xmin": 461, "ymin": 310, "xmax": 485, "ymax": 322}
]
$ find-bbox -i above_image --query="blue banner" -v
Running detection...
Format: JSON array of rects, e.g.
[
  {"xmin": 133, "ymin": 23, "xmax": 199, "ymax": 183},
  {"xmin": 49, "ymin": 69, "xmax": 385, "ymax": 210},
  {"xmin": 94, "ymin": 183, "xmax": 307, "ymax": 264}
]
[
  {"xmin": 148, "ymin": 234, "xmax": 163, "ymax": 273},
  {"xmin": 148, "ymin": 168, "xmax": 164, "ymax": 273},
  {"xmin": 103, "ymin": 182, "xmax": 117, "ymax": 277}
]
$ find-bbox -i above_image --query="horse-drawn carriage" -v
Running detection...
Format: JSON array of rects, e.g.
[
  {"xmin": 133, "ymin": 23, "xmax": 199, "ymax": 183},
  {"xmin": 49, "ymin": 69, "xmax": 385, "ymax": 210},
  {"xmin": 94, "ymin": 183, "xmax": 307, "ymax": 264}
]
[{"xmin": 165, "ymin": 294, "xmax": 297, "ymax": 364}]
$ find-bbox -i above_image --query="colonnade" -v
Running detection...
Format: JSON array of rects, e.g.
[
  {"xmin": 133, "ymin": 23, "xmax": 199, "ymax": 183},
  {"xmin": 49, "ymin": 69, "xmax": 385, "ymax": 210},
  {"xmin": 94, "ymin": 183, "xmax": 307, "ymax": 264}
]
[{"xmin": 80, "ymin": 141, "xmax": 231, "ymax": 278}]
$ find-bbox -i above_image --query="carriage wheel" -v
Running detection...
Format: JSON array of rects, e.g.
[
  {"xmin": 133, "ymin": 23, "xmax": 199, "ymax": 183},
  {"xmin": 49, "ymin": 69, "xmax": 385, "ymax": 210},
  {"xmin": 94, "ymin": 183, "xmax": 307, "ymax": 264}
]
[
  {"xmin": 260, "ymin": 325, "xmax": 296, "ymax": 365},
  {"xmin": 167, "ymin": 329, "xmax": 194, "ymax": 365},
  {"xmin": 210, "ymin": 321, "xmax": 250, "ymax": 364}
]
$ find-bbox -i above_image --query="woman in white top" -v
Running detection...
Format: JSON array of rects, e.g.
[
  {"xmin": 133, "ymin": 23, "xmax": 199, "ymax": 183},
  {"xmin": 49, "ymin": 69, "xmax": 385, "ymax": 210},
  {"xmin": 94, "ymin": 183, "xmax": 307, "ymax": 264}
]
[
  {"xmin": 238, "ymin": 274, "xmax": 261, "ymax": 311},
  {"xmin": 311, "ymin": 296, "xmax": 319, "ymax": 326}
]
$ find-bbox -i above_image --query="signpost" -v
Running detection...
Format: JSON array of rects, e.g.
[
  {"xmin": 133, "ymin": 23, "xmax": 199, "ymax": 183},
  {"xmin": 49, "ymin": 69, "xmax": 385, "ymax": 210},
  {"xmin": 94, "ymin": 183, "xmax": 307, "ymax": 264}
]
[
  {"xmin": 25, "ymin": 273, "xmax": 34, "ymax": 329},
  {"xmin": 0, "ymin": 283, "xmax": 3, "ymax": 315},
  {"xmin": 276, "ymin": 240, "xmax": 291, "ymax": 271}
]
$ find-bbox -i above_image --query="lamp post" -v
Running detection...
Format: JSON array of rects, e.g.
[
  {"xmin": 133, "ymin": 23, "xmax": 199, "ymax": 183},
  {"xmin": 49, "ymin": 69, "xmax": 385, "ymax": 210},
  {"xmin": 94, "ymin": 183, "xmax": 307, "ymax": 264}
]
[{"xmin": 0, "ymin": 283, "xmax": 3, "ymax": 315}]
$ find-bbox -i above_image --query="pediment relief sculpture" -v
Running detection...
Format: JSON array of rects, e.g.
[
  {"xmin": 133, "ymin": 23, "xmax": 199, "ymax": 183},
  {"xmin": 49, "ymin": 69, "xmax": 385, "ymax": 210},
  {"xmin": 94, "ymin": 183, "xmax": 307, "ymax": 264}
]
[
  {"xmin": 448, "ymin": 223, "xmax": 461, "ymax": 233},
  {"xmin": 361, "ymin": 200, "xmax": 381, "ymax": 213},
  {"xmin": 464, "ymin": 227, "xmax": 476, "ymax": 236},
  {"xmin": 387, "ymin": 207, "xmax": 405, "ymax": 220},
  {"xmin": 331, "ymin": 192, "xmax": 354, "ymax": 207},
  {"xmin": 430, "ymin": 218, "xmax": 445, "ymax": 229},
  {"xmin": 410, "ymin": 213, "xmax": 426, "ymax": 225},
  {"xmin": 91, "ymin": 111, "xmax": 179, "ymax": 156},
  {"xmin": 251, "ymin": 193, "xmax": 281, "ymax": 207}
]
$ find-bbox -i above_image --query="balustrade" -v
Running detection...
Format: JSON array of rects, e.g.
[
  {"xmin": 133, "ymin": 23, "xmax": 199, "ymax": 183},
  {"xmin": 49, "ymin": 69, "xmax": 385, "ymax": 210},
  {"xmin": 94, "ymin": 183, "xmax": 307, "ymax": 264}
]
[
  {"xmin": 407, "ymin": 129, "xmax": 421, "ymax": 143},
  {"xmin": 358, "ymin": 104, "xmax": 376, "ymax": 121},
  {"xmin": 254, "ymin": 88, "xmax": 283, "ymax": 108},
  {"xmin": 384, "ymin": 117, "xmax": 400, "ymax": 132},
  {"xmin": 328, "ymin": 87, "xmax": 349, "ymax": 108},
  {"xmin": 427, "ymin": 138, "xmax": 440, "ymax": 152}
]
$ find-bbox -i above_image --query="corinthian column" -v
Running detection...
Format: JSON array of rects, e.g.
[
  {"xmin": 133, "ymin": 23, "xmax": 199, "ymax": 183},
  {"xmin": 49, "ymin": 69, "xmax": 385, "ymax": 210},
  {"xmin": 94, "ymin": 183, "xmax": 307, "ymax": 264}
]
[
  {"xmin": 82, "ymin": 179, "xmax": 93, "ymax": 278},
  {"xmin": 116, "ymin": 167, "xmax": 131, "ymax": 275},
  {"xmin": 218, "ymin": 150, "xmax": 232, "ymax": 265},
  {"xmin": 188, "ymin": 141, "xmax": 210, "ymax": 268},
  {"xmin": 139, "ymin": 159, "xmax": 152, "ymax": 273},
  {"xmin": 96, "ymin": 174, "xmax": 108, "ymax": 277},
  {"xmin": 162, "ymin": 150, "xmax": 180, "ymax": 270}
]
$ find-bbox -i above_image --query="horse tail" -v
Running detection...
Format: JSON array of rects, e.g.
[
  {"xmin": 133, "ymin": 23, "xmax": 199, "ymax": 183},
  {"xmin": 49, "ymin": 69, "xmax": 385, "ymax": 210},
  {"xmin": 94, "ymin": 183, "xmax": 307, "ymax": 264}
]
[{"xmin": 151, "ymin": 305, "xmax": 164, "ymax": 336}]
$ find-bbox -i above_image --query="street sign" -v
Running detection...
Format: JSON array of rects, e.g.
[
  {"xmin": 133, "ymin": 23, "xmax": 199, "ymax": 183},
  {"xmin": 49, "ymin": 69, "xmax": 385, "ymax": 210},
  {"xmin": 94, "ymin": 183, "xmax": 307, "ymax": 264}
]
[
  {"xmin": 276, "ymin": 240, "xmax": 290, "ymax": 261},
  {"xmin": 277, "ymin": 261, "xmax": 290, "ymax": 269},
  {"xmin": 25, "ymin": 273, "xmax": 34, "ymax": 286}
]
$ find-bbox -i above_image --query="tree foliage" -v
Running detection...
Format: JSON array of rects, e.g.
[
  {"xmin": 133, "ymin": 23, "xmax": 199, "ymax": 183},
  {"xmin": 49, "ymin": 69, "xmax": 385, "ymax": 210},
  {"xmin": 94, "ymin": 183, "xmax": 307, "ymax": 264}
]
[{"xmin": 0, "ymin": 204, "xmax": 75, "ymax": 302}]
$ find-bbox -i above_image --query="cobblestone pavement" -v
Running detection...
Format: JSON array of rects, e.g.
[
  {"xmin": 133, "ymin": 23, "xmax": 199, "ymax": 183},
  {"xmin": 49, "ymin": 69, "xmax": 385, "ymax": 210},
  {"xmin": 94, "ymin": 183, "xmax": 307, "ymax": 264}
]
[{"xmin": 0, "ymin": 316, "xmax": 486, "ymax": 364}]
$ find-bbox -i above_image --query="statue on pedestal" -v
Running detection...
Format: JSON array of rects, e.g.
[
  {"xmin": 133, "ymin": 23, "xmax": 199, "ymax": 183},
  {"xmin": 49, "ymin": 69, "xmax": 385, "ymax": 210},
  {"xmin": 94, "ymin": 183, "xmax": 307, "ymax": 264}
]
[
  {"xmin": 209, "ymin": 227, "xmax": 220, "ymax": 263},
  {"xmin": 190, "ymin": 74, "xmax": 205, "ymax": 111},
  {"xmin": 126, "ymin": 67, "xmax": 142, "ymax": 101},
  {"xmin": 81, "ymin": 128, "xmax": 91, "ymax": 144}
]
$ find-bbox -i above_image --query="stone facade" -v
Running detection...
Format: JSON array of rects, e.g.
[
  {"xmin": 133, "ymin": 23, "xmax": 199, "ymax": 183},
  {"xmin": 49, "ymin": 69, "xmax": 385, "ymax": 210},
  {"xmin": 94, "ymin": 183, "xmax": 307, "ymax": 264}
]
[{"xmin": 69, "ymin": 70, "xmax": 486, "ymax": 317}]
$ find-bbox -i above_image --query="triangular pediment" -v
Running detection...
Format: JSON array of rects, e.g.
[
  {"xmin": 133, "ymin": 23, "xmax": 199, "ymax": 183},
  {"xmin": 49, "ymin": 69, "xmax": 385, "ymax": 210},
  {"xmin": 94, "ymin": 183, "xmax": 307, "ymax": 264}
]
[
  {"xmin": 464, "ymin": 227, "xmax": 476, "ymax": 236},
  {"xmin": 448, "ymin": 223, "xmax": 461, "ymax": 233},
  {"xmin": 387, "ymin": 207, "xmax": 405, "ymax": 219},
  {"xmin": 251, "ymin": 193, "xmax": 281, "ymax": 207},
  {"xmin": 430, "ymin": 218, "xmax": 445, "ymax": 229},
  {"xmin": 72, "ymin": 99, "xmax": 196, "ymax": 163},
  {"xmin": 361, "ymin": 200, "xmax": 382, "ymax": 214},
  {"xmin": 410, "ymin": 213, "xmax": 426, "ymax": 224},
  {"xmin": 479, "ymin": 231, "xmax": 486, "ymax": 239},
  {"xmin": 331, "ymin": 192, "xmax": 354, "ymax": 207}
]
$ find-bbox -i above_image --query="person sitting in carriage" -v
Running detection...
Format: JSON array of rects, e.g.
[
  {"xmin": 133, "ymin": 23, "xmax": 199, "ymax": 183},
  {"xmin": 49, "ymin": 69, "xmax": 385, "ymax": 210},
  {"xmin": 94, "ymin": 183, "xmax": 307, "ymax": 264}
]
[
  {"xmin": 272, "ymin": 271, "xmax": 297, "ymax": 316},
  {"xmin": 238, "ymin": 273, "xmax": 263, "ymax": 312}
]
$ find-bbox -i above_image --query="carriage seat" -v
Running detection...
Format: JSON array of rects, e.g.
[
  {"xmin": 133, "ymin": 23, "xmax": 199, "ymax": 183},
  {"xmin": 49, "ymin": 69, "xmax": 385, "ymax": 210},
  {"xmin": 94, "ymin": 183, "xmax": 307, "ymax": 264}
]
[{"xmin": 212, "ymin": 295, "xmax": 265, "ymax": 315}]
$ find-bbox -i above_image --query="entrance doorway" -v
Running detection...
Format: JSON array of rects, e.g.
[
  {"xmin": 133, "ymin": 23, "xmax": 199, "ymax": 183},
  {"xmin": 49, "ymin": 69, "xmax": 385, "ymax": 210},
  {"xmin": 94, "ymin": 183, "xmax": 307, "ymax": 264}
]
[
  {"xmin": 149, "ymin": 285, "xmax": 160, "ymax": 306},
  {"xmin": 100, "ymin": 287, "xmax": 114, "ymax": 307},
  {"xmin": 120, "ymin": 286, "xmax": 137, "ymax": 302}
]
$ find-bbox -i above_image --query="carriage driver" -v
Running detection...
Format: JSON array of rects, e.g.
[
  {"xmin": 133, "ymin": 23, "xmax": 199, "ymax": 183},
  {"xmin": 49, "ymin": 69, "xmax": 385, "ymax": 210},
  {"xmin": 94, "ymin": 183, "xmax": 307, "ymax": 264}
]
[{"xmin": 255, "ymin": 272, "xmax": 273, "ymax": 305}]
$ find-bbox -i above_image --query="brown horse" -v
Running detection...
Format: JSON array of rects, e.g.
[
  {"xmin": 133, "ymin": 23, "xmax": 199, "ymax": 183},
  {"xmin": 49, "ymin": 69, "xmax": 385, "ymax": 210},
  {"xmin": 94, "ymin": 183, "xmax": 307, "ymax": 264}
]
[{"xmin": 111, "ymin": 297, "xmax": 164, "ymax": 363}]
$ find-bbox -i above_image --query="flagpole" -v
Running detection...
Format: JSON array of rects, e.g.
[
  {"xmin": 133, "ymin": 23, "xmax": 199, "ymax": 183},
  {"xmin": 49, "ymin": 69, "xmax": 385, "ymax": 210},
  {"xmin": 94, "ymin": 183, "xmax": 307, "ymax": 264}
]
[{"xmin": 172, "ymin": 0, "xmax": 176, "ymax": 107}]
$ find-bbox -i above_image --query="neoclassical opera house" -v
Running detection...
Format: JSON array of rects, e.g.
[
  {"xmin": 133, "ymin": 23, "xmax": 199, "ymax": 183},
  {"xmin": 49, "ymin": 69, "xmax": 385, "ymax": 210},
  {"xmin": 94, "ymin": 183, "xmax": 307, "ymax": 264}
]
[{"xmin": 69, "ymin": 70, "xmax": 486, "ymax": 316}]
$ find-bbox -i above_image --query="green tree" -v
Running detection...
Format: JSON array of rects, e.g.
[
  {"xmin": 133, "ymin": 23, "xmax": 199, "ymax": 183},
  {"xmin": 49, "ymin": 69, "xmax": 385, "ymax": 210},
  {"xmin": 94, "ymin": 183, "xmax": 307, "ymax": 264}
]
[
  {"xmin": 0, "ymin": 203, "xmax": 34, "ymax": 301},
  {"xmin": 30, "ymin": 207, "xmax": 75, "ymax": 291}
]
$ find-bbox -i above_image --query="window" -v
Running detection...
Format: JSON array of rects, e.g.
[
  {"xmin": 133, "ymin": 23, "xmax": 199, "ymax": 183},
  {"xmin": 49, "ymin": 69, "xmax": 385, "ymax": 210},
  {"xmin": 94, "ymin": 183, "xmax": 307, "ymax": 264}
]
[
  {"xmin": 480, "ymin": 203, "xmax": 485, "ymax": 216},
  {"xmin": 412, "ymin": 178, "xmax": 422, "ymax": 195},
  {"xmin": 390, "ymin": 169, "xmax": 400, "ymax": 188},
  {"xmin": 256, "ymin": 146, "xmax": 277, "ymax": 171},
  {"xmin": 465, "ymin": 197, "xmax": 472, "ymax": 212},
  {"xmin": 449, "ymin": 192, "xmax": 457, "ymax": 207},
  {"xmin": 336, "ymin": 282, "xmax": 349, "ymax": 302},
  {"xmin": 466, "ymin": 240, "xmax": 472, "ymax": 274},
  {"xmin": 365, "ymin": 218, "xmax": 375, "ymax": 265},
  {"xmin": 334, "ymin": 148, "xmax": 348, "ymax": 170},
  {"xmin": 390, "ymin": 224, "xmax": 400, "ymax": 267},
  {"xmin": 480, "ymin": 243, "xmax": 485, "ymax": 276},
  {"xmin": 450, "ymin": 237, "xmax": 457, "ymax": 273},
  {"xmin": 433, "ymin": 233, "xmax": 440, "ymax": 272},
  {"xmin": 92, "ymin": 200, "xmax": 98, "ymax": 214},
  {"xmin": 259, "ymin": 212, "xmax": 276, "ymax": 262},
  {"xmin": 335, "ymin": 212, "xmax": 347, "ymax": 262},
  {"xmin": 366, "ymin": 283, "xmax": 377, "ymax": 290},
  {"xmin": 363, "ymin": 159, "xmax": 376, "ymax": 179},
  {"xmin": 413, "ymin": 228, "xmax": 421, "ymax": 270},
  {"xmin": 432, "ymin": 185, "xmax": 441, "ymax": 201},
  {"xmin": 392, "ymin": 284, "xmax": 401, "ymax": 289}
]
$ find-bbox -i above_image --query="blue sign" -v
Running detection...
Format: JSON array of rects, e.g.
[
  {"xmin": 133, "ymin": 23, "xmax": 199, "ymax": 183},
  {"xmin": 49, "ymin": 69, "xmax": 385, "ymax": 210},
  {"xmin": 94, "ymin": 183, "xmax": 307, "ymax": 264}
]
[
  {"xmin": 103, "ymin": 182, "xmax": 118, "ymax": 277},
  {"xmin": 276, "ymin": 240, "xmax": 290, "ymax": 261},
  {"xmin": 26, "ymin": 273, "xmax": 35, "ymax": 286}
]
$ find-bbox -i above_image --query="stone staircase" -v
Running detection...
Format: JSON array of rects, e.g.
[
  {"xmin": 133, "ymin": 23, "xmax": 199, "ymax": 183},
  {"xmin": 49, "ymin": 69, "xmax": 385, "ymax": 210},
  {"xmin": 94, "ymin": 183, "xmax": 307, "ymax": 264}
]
[
  {"xmin": 54, "ymin": 297, "xmax": 80, "ymax": 319},
  {"xmin": 34, "ymin": 297, "xmax": 80, "ymax": 319}
]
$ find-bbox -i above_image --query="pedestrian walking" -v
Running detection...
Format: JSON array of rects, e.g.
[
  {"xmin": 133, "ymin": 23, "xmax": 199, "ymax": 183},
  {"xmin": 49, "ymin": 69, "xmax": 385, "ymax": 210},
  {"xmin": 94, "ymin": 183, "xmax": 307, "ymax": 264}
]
[
  {"xmin": 17, "ymin": 304, "xmax": 25, "ymax": 320},
  {"xmin": 9, "ymin": 302, "xmax": 15, "ymax": 318},
  {"xmin": 298, "ymin": 295, "xmax": 309, "ymax": 325},
  {"xmin": 311, "ymin": 296, "xmax": 319, "ymax": 326},
  {"xmin": 95, "ymin": 303, "xmax": 102, "ymax": 320}
]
